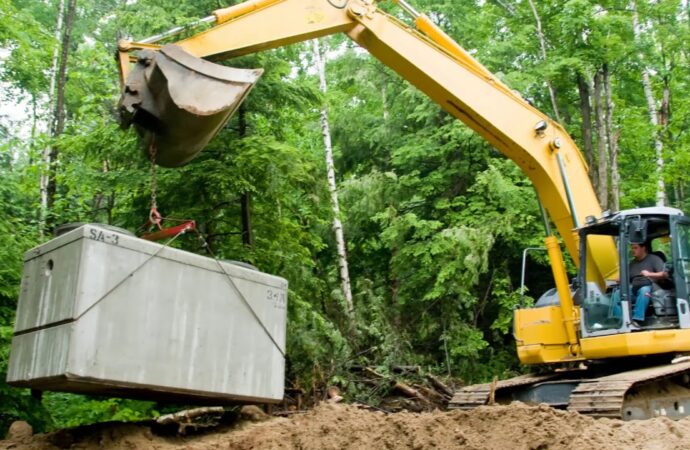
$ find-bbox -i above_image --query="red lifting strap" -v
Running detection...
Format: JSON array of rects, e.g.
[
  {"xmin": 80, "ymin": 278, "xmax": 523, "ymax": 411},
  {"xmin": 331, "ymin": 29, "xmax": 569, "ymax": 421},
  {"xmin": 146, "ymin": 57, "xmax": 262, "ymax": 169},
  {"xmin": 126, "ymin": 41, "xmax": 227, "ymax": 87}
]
[{"xmin": 141, "ymin": 220, "xmax": 196, "ymax": 241}]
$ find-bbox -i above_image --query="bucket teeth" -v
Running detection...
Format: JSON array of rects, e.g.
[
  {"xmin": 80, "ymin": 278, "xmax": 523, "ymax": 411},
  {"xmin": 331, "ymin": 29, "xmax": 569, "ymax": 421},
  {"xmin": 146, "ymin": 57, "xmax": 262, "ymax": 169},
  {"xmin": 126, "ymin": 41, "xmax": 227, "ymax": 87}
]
[{"xmin": 118, "ymin": 44, "xmax": 263, "ymax": 167}]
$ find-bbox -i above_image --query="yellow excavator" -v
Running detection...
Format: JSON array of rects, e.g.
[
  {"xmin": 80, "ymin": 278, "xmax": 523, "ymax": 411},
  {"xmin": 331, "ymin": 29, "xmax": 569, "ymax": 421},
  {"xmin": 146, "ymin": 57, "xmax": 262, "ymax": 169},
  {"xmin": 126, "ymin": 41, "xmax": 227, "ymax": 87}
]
[{"xmin": 117, "ymin": 0, "xmax": 690, "ymax": 420}]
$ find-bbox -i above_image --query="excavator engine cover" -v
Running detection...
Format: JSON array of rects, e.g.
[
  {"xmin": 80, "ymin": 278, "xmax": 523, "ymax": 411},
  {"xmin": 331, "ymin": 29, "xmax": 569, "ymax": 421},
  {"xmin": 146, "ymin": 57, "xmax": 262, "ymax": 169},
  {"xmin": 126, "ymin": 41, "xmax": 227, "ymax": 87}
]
[{"xmin": 119, "ymin": 44, "xmax": 263, "ymax": 167}]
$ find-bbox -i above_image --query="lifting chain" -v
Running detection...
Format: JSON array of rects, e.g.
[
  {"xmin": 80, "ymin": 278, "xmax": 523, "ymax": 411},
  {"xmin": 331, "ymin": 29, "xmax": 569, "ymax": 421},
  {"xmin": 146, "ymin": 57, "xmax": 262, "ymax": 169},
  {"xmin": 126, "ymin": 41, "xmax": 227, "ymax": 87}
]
[
  {"xmin": 148, "ymin": 139, "xmax": 162, "ymax": 228},
  {"xmin": 139, "ymin": 138, "xmax": 196, "ymax": 240}
]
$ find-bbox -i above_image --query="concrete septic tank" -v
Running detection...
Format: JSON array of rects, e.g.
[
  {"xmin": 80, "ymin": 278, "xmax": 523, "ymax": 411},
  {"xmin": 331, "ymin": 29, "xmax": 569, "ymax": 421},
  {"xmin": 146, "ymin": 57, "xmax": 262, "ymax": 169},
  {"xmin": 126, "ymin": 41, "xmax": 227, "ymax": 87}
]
[{"xmin": 7, "ymin": 224, "xmax": 287, "ymax": 404}]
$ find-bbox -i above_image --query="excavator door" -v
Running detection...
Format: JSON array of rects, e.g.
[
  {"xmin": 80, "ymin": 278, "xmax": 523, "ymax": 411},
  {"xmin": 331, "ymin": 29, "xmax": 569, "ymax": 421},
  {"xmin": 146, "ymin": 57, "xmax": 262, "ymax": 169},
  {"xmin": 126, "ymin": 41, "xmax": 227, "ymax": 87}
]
[{"xmin": 118, "ymin": 44, "xmax": 263, "ymax": 167}]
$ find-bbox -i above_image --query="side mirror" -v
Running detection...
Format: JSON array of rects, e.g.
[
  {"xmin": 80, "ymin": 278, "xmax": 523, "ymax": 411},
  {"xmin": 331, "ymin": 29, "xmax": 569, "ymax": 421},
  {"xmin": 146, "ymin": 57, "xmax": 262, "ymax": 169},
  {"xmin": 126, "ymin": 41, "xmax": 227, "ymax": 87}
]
[
  {"xmin": 627, "ymin": 218, "xmax": 648, "ymax": 244},
  {"xmin": 571, "ymin": 277, "xmax": 583, "ymax": 306}
]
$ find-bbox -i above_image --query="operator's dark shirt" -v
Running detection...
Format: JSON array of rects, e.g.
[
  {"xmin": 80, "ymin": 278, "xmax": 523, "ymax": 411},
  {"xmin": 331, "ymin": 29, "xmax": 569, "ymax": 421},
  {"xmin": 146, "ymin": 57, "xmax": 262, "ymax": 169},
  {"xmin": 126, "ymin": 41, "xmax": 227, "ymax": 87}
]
[{"xmin": 629, "ymin": 254, "xmax": 665, "ymax": 289}]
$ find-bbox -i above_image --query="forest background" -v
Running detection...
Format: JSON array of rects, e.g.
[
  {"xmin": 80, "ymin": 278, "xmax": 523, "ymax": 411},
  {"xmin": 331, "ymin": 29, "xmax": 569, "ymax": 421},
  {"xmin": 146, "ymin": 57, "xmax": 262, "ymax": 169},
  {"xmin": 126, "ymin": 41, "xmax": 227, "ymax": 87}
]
[{"xmin": 1, "ymin": 0, "xmax": 689, "ymax": 434}]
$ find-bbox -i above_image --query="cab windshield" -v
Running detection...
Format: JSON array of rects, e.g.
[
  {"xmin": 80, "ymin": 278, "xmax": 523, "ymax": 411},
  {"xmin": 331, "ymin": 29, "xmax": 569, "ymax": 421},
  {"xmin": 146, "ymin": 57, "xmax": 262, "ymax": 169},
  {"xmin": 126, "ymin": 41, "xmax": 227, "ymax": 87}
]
[
  {"xmin": 581, "ymin": 216, "xmax": 675, "ymax": 333},
  {"xmin": 581, "ymin": 229, "xmax": 623, "ymax": 332}
]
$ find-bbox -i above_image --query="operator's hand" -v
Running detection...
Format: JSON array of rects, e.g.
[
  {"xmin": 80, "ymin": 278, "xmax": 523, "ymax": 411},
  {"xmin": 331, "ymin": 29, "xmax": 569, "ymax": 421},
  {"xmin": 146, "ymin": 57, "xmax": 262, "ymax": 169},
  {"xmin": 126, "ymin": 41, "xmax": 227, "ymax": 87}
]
[{"xmin": 639, "ymin": 269, "xmax": 666, "ymax": 280}]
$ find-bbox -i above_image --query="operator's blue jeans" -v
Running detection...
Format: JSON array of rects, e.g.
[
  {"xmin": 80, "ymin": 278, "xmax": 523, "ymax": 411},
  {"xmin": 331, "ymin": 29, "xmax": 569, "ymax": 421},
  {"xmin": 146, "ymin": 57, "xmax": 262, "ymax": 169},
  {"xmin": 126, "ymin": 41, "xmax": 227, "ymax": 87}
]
[{"xmin": 611, "ymin": 285, "xmax": 652, "ymax": 322}]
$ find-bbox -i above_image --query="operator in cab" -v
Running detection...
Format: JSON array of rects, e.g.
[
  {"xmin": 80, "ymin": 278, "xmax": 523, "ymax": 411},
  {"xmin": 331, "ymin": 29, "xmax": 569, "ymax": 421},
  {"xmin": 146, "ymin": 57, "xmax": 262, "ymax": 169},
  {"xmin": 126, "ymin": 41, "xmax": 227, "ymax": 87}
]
[
  {"xmin": 610, "ymin": 243, "xmax": 668, "ymax": 327},
  {"xmin": 628, "ymin": 243, "xmax": 667, "ymax": 326}
]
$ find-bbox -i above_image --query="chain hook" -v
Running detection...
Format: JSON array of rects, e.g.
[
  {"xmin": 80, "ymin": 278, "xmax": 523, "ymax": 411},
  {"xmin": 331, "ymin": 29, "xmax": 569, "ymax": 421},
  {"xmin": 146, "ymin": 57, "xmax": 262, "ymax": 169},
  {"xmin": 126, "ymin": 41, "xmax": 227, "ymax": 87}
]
[{"xmin": 148, "ymin": 207, "xmax": 163, "ymax": 229}]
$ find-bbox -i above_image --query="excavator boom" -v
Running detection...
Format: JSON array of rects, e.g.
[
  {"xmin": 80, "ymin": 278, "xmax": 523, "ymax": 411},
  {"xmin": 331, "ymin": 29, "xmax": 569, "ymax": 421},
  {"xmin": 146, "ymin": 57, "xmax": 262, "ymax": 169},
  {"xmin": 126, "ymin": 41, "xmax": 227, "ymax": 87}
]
[{"xmin": 117, "ymin": 0, "xmax": 617, "ymax": 287}]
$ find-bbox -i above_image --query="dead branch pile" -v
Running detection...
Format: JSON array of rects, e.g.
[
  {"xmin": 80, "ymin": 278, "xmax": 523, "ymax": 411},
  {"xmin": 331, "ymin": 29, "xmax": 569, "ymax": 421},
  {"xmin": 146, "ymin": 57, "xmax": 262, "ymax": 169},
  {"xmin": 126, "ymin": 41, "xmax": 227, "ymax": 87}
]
[{"xmin": 346, "ymin": 365, "xmax": 458, "ymax": 412}]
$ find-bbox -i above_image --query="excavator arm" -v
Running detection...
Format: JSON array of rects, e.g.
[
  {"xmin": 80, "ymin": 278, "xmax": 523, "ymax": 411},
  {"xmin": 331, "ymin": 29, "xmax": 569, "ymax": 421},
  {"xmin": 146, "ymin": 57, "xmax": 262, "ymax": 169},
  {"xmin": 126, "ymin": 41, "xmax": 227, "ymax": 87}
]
[{"xmin": 117, "ymin": 0, "xmax": 617, "ymax": 298}]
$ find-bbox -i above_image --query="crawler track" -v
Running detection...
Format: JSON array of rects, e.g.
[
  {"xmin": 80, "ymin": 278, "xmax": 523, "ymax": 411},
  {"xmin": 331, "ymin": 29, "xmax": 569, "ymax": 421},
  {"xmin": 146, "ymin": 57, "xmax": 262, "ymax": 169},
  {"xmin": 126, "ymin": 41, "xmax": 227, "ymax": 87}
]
[
  {"xmin": 449, "ymin": 360, "xmax": 690, "ymax": 420},
  {"xmin": 448, "ymin": 373, "xmax": 560, "ymax": 410},
  {"xmin": 568, "ymin": 360, "xmax": 690, "ymax": 419}
]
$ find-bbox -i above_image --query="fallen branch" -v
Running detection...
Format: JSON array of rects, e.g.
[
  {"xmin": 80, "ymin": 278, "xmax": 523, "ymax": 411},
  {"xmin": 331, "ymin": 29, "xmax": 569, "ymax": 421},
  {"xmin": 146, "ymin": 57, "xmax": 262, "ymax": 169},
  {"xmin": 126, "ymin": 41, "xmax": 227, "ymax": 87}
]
[
  {"xmin": 156, "ymin": 407, "xmax": 224, "ymax": 425},
  {"xmin": 155, "ymin": 407, "xmax": 224, "ymax": 434},
  {"xmin": 426, "ymin": 374, "xmax": 454, "ymax": 398},
  {"xmin": 392, "ymin": 365, "xmax": 421, "ymax": 374},
  {"xmin": 363, "ymin": 367, "xmax": 387, "ymax": 379},
  {"xmin": 393, "ymin": 381, "xmax": 431, "ymax": 404},
  {"xmin": 414, "ymin": 384, "xmax": 447, "ymax": 405},
  {"xmin": 273, "ymin": 410, "xmax": 308, "ymax": 417}
]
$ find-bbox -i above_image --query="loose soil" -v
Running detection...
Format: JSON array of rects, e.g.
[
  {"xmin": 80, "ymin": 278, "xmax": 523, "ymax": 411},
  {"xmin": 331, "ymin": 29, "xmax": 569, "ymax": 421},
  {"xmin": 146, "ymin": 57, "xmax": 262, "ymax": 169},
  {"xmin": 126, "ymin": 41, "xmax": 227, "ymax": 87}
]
[{"xmin": 3, "ymin": 402, "xmax": 690, "ymax": 450}]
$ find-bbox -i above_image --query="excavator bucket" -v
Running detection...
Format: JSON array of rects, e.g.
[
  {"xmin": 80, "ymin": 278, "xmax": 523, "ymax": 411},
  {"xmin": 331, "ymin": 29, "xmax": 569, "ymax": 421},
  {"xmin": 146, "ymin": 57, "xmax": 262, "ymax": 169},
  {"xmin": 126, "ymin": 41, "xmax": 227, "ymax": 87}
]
[{"xmin": 118, "ymin": 44, "xmax": 263, "ymax": 167}]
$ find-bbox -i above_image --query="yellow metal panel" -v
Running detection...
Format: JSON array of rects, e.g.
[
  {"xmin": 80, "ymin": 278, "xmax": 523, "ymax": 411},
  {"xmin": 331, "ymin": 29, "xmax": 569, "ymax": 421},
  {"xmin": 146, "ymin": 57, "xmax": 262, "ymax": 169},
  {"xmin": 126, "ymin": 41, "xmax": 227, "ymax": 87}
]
[
  {"xmin": 544, "ymin": 236, "xmax": 578, "ymax": 347},
  {"xmin": 514, "ymin": 306, "xmax": 569, "ymax": 346},
  {"xmin": 581, "ymin": 329, "xmax": 690, "ymax": 359},
  {"xmin": 177, "ymin": 0, "xmax": 356, "ymax": 60},
  {"xmin": 517, "ymin": 344, "xmax": 581, "ymax": 365},
  {"xmin": 213, "ymin": 0, "xmax": 285, "ymax": 24},
  {"xmin": 514, "ymin": 306, "xmax": 585, "ymax": 364}
]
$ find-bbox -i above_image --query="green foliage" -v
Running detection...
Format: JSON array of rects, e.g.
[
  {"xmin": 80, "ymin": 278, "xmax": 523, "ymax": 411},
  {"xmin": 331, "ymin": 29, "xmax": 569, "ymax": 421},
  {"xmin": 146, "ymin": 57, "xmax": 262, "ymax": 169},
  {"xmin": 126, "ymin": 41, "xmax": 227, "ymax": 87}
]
[
  {"xmin": 42, "ymin": 394, "xmax": 158, "ymax": 429},
  {"xmin": 286, "ymin": 294, "xmax": 351, "ymax": 389},
  {"xmin": 0, "ymin": 382, "xmax": 51, "ymax": 434},
  {"xmin": 0, "ymin": 0, "xmax": 54, "ymax": 97},
  {"xmin": 0, "ymin": 153, "xmax": 47, "ymax": 432}
]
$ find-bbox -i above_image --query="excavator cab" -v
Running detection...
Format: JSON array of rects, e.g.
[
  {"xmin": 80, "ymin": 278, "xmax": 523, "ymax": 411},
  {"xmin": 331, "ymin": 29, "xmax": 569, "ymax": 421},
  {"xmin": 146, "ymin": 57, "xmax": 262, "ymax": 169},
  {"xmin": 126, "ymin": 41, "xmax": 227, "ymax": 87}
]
[
  {"xmin": 504, "ymin": 207, "xmax": 690, "ymax": 420},
  {"xmin": 514, "ymin": 206, "xmax": 690, "ymax": 366},
  {"xmin": 579, "ymin": 207, "xmax": 690, "ymax": 337}
]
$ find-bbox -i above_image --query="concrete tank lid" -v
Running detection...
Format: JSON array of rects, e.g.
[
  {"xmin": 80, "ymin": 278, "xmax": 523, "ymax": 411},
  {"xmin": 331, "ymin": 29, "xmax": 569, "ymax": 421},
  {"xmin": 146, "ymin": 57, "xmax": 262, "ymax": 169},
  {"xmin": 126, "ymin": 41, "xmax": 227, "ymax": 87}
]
[{"xmin": 23, "ymin": 223, "xmax": 288, "ymax": 289}]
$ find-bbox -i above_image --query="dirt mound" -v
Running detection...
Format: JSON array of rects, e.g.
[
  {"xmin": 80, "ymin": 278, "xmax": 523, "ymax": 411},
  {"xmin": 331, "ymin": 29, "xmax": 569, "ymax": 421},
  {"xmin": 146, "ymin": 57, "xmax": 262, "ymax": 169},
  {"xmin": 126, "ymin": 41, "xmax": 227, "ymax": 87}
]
[{"xmin": 3, "ymin": 402, "xmax": 690, "ymax": 450}]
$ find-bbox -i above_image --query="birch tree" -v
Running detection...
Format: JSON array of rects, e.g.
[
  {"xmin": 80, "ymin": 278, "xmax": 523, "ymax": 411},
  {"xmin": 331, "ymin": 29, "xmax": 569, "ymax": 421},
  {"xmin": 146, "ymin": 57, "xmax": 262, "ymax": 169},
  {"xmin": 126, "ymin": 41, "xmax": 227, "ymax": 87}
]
[
  {"xmin": 39, "ymin": 0, "xmax": 65, "ymax": 232},
  {"xmin": 603, "ymin": 64, "xmax": 621, "ymax": 210},
  {"xmin": 39, "ymin": 0, "xmax": 77, "ymax": 231},
  {"xmin": 526, "ymin": 0, "xmax": 562, "ymax": 123},
  {"xmin": 632, "ymin": 1, "xmax": 666, "ymax": 206},
  {"xmin": 577, "ymin": 74, "xmax": 595, "ymax": 177},
  {"xmin": 312, "ymin": 38, "xmax": 354, "ymax": 320},
  {"xmin": 593, "ymin": 70, "xmax": 609, "ymax": 208}
]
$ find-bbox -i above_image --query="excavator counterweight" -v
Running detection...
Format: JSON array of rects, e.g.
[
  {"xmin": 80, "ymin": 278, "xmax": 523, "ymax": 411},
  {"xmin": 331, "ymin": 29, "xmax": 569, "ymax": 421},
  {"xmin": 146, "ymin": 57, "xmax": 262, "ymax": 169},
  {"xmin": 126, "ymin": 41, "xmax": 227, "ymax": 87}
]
[{"xmin": 118, "ymin": 44, "xmax": 262, "ymax": 167}]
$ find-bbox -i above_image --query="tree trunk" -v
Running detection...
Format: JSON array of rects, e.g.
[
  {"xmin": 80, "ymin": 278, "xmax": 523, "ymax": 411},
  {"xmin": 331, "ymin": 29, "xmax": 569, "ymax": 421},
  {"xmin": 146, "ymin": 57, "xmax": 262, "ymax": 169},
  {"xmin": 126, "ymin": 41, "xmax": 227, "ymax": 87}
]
[
  {"xmin": 526, "ymin": 0, "xmax": 562, "ymax": 123},
  {"xmin": 313, "ymin": 38, "xmax": 354, "ymax": 320},
  {"xmin": 381, "ymin": 82, "xmax": 392, "ymax": 170},
  {"xmin": 40, "ymin": 0, "xmax": 66, "ymax": 233},
  {"xmin": 237, "ymin": 105, "xmax": 253, "ymax": 247},
  {"xmin": 679, "ymin": 183, "xmax": 685, "ymax": 205},
  {"xmin": 632, "ymin": 2, "xmax": 665, "ymax": 206},
  {"xmin": 577, "ymin": 74, "xmax": 595, "ymax": 180},
  {"xmin": 643, "ymin": 70, "xmax": 666, "ymax": 206},
  {"xmin": 90, "ymin": 159, "xmax": 115, "ymax": 224},
  {"xmin": 382, "ymin": 83, "xmax": 389, "ymax": 122},
  {"xmin": 44, "ymin": 0, "xmax": 77, "ymax": 232},
  {"xmin": 684, "ymin": 0, "xmax": 690, "ymax": 62},
  {"xmin": 29, "ymin": 95, "xmax": 38, "ymax": 165},
  {"xmin": 241, "ymin": 193, "xmax": 253, "ymax": 246},
  {"xmin": 593, "ymin": 69, "xmax": 608, "ymax": 209},
  {"xmin": 603, "ymin": 64, "xmax": 620, "ymax": 211},
  {"xmin": 660, "ymin": 74, "xmax": 671, "ymax": 134},
  {"xmin": 659, "ymin": 75, "xmax": 671, "ymax": 205}
]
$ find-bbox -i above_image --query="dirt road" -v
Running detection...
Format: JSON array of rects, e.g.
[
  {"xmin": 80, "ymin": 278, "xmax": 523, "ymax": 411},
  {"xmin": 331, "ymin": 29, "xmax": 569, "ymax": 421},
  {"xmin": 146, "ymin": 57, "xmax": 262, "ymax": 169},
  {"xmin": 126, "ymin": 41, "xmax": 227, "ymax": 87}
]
[{"xmin": 3, "ymin": 402, "xmax": 690, "ymax": 449}]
